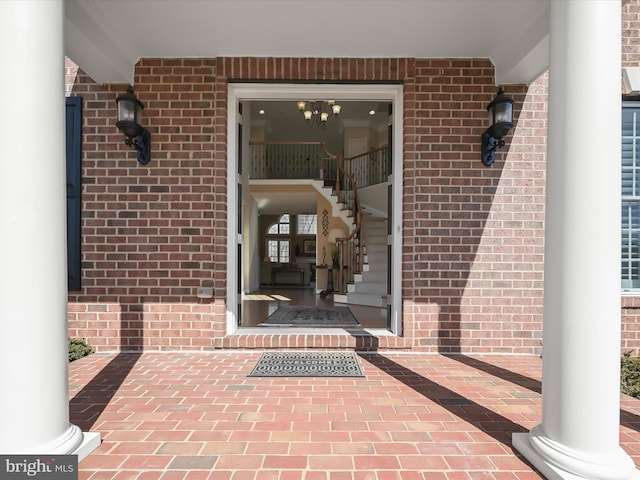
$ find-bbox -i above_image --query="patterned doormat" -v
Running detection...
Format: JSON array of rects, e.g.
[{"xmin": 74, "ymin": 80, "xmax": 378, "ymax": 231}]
[
  {"xmin": 258, "ymin": 306, "xmax": 360, "ymax": 328},
  {"xmin": 248, "ymin": 352, "xmax": 365, "ymax": 377}
]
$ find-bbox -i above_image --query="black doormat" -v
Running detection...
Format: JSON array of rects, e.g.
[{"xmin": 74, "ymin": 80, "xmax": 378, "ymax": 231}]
[
  {"xmin": 248, "ymin": 352, "xmax": 365, "ymax": 377},
  {"xmin": 258, "ymin": 306, "xmax": 360, "ymax": 328}
]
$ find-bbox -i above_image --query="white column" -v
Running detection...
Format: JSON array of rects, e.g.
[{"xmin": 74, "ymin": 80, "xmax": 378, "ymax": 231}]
[
  {"xmin": 0, "ymin": 1, "xmax": 99, "ymax": 459},
  {"xmin": 513, "ymin": 1, "xmax": 639, "ymax": 479}
]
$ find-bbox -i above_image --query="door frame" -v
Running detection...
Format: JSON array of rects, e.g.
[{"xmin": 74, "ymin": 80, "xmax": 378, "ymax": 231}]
[{"xmin": 226, "ymin": 83, "xmax": 404, "ymax": 336}]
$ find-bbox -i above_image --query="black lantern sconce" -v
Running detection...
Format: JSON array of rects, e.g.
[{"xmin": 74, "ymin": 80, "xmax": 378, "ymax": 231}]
[
  {"xmin": 481, "ymin": 87, "xmax": 514, "ymax": 166},
  {"xmin": 116, "ymin": 86, "xmax": 151, "ymax": 165}
]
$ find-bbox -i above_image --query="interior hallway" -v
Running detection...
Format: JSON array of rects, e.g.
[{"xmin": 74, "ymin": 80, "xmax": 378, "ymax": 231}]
[{"xmin": 241, "ymin": 286, "xmax": 388, "ymax": 329}]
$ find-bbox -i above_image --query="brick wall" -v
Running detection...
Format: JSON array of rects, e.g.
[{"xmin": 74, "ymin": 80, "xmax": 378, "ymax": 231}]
[
  {"xmin": 623, "ymin": 1, "xmax": 640, "ymax": 69},
  {"xmin": 66, "ymin": 56, "xmax": 550, "ymax": 353},
  {"xmin": 66, "ymin": 58, "xmax": 224, "ymax": 351},
  {"xmin": 404, "ymin": 62, "xmax": 543, "ymax": 354}
]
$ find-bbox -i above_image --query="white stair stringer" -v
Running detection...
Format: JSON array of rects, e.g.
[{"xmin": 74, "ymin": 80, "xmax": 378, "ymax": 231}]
[
  {"xmin": 335, "ymin": 216, "xmax": 388, "ymax": 308},
  {"xmin": 311, "ymin": 180, "xmax": 354, "ymax": 231}
]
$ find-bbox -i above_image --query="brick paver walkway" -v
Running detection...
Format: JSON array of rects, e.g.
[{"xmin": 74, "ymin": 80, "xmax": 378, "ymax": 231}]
[{"xmin": 69, "ymin": 352, "xmax": 640, "ymax": 479}]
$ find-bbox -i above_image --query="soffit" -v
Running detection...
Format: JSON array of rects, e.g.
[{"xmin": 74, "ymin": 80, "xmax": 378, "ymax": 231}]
[{"xmin": 65, "ymin": 0, "xmax": 550, "ymax": 86}]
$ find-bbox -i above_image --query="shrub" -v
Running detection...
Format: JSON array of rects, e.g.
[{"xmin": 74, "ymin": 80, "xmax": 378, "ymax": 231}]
[
  {"xmin": 621, "ymin": 352, "xmax": 640, "ymax": 399},
  {"xmin": 68, "ymin": 337, "xmax": 93, "ymax": 362}
]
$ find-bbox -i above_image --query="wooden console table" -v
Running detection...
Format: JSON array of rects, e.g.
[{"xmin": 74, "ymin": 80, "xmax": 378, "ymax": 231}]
[{"xmin": 271, "ymin": 267, "xmax": 304, "ymax": 286}]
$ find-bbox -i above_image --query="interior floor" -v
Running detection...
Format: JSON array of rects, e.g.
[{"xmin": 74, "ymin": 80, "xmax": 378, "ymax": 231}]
[{"xmin": 241, "ymin": 285, "xmax": 388, "ymax": 329}]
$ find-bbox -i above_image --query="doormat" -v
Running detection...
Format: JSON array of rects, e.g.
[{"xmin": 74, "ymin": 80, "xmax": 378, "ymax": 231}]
[
  {"xmin": 258, "ymin": 306, "xmax": 360, "ymax": 328},
  {"xmin": 248, "ymin": 351, "xmax": 364, "ymax": 377}
]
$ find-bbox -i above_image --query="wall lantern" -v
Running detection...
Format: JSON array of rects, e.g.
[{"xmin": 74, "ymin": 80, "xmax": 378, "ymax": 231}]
[
  {"xmin": 481, "ymin": 87, "xmax": 514, "ymax": 166},
  {"xmin": 116, "ymin": 86, "xmax": 151, "ymax": 165}
]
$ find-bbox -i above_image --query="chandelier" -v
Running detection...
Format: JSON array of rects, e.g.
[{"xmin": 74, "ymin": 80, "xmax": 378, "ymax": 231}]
[{"xmin": 296, "ymin": 100, "xmax": 341, "ymax": 127}]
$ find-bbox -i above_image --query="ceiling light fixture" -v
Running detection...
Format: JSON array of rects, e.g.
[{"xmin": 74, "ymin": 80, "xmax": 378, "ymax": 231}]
[{"xmin": 297, "ymin": 100, "xmax": 341, "ymax": 127}]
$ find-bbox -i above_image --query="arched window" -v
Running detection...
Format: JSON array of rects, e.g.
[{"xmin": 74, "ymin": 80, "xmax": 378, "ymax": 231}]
[
  {"xmin": 267, "ymin": 214, "xmax": 290, "ymax": 262},
  {"xmin": 267, "ymin": 213, "xmax": 290, "ymax": 235}
]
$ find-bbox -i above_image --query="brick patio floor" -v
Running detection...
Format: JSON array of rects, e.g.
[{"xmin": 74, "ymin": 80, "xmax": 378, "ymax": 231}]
[{"xmin": 69, "ymin": 352, "xmax": 640, "ymax": 479}]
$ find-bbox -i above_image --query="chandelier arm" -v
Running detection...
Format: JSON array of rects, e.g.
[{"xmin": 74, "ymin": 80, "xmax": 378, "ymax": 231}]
[{"xmin": 299, "ymin": 99, "xmax": 341, "ymax": 128}]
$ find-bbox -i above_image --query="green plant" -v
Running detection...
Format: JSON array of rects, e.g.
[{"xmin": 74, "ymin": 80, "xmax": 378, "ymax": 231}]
[
  {"xmin": 621, "ymin": 352, "xmax": 640, "ymax": 399},
  {"xmin": 68, "ymin": 337, "xmax": 93, "ymax": 362}
]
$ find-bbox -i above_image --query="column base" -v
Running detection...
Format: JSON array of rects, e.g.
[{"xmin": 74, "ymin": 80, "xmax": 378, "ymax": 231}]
[
  {"xmin": 54, "ymin": 425, "xmax": 101, "ymax": 462},
  {"xmin": 1, "ymin": 425, "xmax": 100, "ymax": 462},
  {"xmin": 513, "ymin": 427, "xmax": 640, "ymax": 480},
  {"xmin": 74, "ymin": 432, "xmax": 101, "ymax": 462},
  {"xmin": 28, "ymin": 424, "xmax": 83, "ymax": 456}
]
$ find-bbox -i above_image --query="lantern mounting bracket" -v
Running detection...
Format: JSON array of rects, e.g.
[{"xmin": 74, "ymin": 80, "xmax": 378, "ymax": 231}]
[
  {"xmin": 481, "ymin": 131, "xmax": 505, "ymax": 167},
  {"xmin": 125, "ymin": 129, "xmax": 151, "ymax": 165}
]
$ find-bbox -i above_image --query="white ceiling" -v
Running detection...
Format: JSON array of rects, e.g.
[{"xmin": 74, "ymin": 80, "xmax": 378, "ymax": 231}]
[
  {"xmin": 65, "ymin": 0, "xmax": 551, "ymax": 86},
  {"xmin": 64, "ymin": 0, "xmax": 552, "ymax": 216},
  {"xmin": 250, "ymin": 183, "xmax": 319, "ymax": 215},
  {"xmin": 249, "ymin": 100, "xmax": 389, "ymax": 136}
]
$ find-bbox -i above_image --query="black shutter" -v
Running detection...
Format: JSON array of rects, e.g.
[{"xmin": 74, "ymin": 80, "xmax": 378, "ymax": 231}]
[{"xmin": 66, "ymin": 96, "xmax": 82, "ymax": 291}]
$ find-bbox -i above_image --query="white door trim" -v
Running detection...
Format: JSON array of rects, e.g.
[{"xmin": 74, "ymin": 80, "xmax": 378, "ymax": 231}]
[{"xmin": 226, "ymin": 83, "xmax": 404, "ymax": 336}]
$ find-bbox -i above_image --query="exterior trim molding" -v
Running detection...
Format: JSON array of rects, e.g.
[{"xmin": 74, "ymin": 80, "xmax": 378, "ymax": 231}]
[{"xmin": 226, "ymin": 83, "xmax": 404, "ymax": 336}]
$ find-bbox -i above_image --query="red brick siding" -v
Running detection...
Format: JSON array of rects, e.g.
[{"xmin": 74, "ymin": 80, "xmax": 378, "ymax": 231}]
[
  {"xmin": 404, "ymin": 61, "xmax": 543, "ymax": 354},
  {"xmin": 66, "ymin": 56, "xmax": 549, "ymax": 353},
  {"xmin": 623, "ymin": 1, "xmax": 640, "ymax": 70},
  {"xmin": 66, "ymin": 58, "xmax": 223, "ymax": 351}
]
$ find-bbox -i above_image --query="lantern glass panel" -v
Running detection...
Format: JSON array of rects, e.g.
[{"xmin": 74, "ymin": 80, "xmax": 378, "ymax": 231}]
[
  {"xmin": 118, "ymin": 99, "xmax": 137, "ymax": 123},
  {"xmin": 493, "ymin": 102, "xmax": 512, "ymax": 125}
]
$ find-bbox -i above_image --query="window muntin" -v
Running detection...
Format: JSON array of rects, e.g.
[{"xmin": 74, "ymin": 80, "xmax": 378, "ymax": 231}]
[
  {"xmin": 267, "ymin": 214, "xmax": 290, "ymax": 235},
  {"xmin": 296, "ymin": 214, "xmax": 317, "ymax": 235},
  {"xmin": 267, "ymin": 240, "xmax": 290, "ymax": 263},
  {"xmin": 266, "ymin": 214, "xmax": 290, "ymax": 262}
]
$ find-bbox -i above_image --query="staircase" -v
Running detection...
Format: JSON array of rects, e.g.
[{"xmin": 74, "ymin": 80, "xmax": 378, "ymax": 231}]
[
  {"xmin": 249, "ymin": 141, "xmax": 390, "ymax": 308},
  {"xmin": 334, "ymin": 215, "xmax": 388, "ymax": 307},
  {"xmin": 312, "ymin": 179, "xmax": 355, "ymax": 228}
]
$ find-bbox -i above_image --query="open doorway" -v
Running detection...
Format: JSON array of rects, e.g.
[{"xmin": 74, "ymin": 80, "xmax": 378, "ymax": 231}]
[{"xmin": 226, "ymin": 84, "xmax": 403, "ymax": 336}]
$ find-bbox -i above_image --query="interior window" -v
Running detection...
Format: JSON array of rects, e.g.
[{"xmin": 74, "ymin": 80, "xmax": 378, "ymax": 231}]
[
  {"xmin": 267, "ymin": 240, "xmax": 290, "ymax": 263},
  {"xmin": 296, "ymin": 214, "xmax": 317, "ymax": 235},
  {"xmin": 267, "ymin": 214, "xmax": 290, "ymax": 262},
  {"xmin": 267, "ymin": 214, "xmax": 290, "ymax": 235}
]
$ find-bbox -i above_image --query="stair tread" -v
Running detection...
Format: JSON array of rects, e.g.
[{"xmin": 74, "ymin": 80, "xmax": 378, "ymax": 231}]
[
  {"xmin": 342, "ymin": 291, "xmax": 387, "ymax": 307},
  {"xmin": 329, "ymin": 203, "xmax": 387, "ymax": 308}
]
